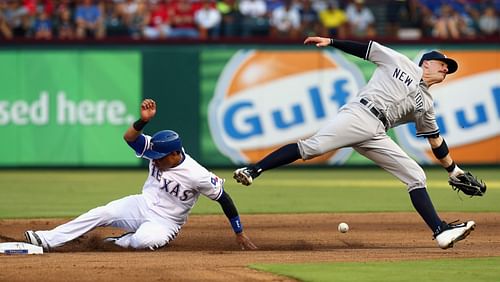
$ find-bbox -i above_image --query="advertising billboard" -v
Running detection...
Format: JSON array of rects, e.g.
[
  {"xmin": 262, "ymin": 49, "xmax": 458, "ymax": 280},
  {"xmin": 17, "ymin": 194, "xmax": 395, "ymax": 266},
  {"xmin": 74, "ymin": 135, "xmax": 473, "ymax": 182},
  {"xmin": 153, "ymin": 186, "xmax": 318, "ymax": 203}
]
[
  {"xmin": 0, "ymin": 51, "xmax": 141, "ymax": 166},
  {"xmin": 202, "ymin": 47, "xmax": 499, "ymax": 166}
]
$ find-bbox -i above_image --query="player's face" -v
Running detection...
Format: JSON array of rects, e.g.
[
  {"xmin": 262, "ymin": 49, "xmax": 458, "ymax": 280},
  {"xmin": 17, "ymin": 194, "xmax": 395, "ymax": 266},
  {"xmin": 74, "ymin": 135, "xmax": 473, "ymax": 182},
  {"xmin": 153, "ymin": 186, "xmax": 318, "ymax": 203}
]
[
  {"xmin": 153, "ymin": 151, "xmax": 182, "ymax": 171},
  {"xmin": 425, "ymin": 60, "xmax": 449, "ymax": 82}
]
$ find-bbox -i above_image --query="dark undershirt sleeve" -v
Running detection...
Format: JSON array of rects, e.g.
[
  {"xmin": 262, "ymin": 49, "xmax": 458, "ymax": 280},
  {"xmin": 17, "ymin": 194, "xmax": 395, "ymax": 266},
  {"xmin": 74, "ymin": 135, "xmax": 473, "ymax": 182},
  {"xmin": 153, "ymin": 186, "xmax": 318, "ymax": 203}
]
[{"xmin": 329, "ymin": 39, "xmax": 369, "ymax": 59}]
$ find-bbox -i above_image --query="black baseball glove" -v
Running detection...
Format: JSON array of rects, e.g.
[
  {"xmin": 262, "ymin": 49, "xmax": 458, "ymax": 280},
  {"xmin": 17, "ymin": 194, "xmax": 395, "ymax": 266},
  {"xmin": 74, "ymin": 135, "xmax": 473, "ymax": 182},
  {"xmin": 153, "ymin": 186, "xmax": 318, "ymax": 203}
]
[{"xmin": 448, "ymin": 171, "xmax": 487, "ymax": 197}]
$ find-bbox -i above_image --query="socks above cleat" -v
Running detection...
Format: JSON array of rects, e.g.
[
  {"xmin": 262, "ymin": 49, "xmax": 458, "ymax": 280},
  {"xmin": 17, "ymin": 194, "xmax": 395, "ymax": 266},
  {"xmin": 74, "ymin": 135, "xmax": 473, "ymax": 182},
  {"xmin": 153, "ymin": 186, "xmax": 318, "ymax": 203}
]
[
  {"xmin": 409, "ymin": 187, "xmax": 442, "ymax": 233},
  {"xmin": 256, "ymin": 143, "xmax": 301, "ymax": 172}
]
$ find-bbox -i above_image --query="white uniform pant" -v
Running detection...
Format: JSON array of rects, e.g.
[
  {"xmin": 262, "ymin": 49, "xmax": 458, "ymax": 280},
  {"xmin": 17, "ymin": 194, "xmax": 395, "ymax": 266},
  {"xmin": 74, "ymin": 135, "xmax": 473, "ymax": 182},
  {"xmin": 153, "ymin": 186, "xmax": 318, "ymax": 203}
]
[
  {"xmin": 36, "ymin": 195, "xmax": 181, "ymax": 250},
  {"xmin": 298, "ymin": 102, "xmax": 426, "ymax": 191}
]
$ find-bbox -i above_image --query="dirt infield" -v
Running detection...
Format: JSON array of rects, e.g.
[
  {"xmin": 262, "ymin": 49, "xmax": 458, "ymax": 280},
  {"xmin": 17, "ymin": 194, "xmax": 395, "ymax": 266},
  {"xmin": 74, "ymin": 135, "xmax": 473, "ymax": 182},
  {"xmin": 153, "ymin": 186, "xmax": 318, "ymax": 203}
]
[{"xmin": 1, "ymin": 212, "xmax": 499, "ymax": 282}]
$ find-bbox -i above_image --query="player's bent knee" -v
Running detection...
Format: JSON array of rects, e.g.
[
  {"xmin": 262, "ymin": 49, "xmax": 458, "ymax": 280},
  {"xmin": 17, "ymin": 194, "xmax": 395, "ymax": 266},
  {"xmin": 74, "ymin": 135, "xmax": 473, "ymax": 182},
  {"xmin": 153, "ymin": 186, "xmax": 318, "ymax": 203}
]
[
  {"xmin": 406, "ymin": 172, "xmax": 427, "ymax": 192},
  {"xmin": 298, "ymin": 140, "xmax": 326, "ymax": 160}
]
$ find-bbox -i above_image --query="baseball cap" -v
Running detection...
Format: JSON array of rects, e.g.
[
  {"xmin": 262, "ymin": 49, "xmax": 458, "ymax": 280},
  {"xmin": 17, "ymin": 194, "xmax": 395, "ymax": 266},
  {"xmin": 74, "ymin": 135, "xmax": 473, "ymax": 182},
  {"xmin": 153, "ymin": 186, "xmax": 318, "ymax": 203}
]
[{"xmin": 418, "ymin": 51, "xmax": 458, "ymax": 74}]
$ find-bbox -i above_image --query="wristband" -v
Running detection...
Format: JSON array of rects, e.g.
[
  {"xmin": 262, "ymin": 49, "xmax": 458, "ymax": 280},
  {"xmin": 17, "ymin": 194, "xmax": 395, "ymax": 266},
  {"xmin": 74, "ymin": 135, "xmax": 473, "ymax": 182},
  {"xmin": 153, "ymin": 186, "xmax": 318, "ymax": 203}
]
[
  {"xmin": 230, "ymin": 216, "xmax": 243, "ymax": 234},
  {"xmin": 432, "ymin": 139, "xmax": 449, "ymax": 159},
  {"xmin": 329, "ymin": 38, "xmax": 334, "ymax": 46},
  {"xmin": 133, "ymin": 119, "xmax": 148, "ymax": 131},
  {"xmin": 445, "ymin": 162, "xmax": 456, "ymax": 173}
]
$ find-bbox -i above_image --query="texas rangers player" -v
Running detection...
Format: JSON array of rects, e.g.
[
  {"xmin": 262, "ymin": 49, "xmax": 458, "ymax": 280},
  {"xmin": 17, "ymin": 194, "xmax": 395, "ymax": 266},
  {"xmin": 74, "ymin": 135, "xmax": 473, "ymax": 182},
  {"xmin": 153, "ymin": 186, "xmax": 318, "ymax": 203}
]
[
  {"xmin": 25, "ymin": 99, "xmax": 257, "ymax": 251},
  {"xmin": 234, "ymin": 36, "xmax": 476, "ymax": 249}
]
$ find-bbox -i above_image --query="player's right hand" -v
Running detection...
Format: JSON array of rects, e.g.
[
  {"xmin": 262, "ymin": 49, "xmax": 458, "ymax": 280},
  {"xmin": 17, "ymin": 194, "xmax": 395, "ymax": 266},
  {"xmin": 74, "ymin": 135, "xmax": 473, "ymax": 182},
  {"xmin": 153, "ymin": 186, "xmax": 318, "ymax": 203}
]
[
  {"xmin": 304, "ymin": 36, "xmax": 331, "ymax": 48},
  {"xmin": 140, "ymin": 99, "xmax": 156, "ymax": 121},
  {"xmin": 235, "ymin": 232, "xmax": 258, "ymax": 251}
]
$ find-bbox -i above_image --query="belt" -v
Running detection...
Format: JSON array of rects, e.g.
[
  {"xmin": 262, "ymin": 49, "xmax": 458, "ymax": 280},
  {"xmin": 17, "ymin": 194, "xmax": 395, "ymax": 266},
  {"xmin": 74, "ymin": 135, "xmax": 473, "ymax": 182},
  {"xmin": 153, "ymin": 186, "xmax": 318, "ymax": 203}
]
[{"xmin": 360, "ymin": 98, "xmax": 388, "ymax": 129}]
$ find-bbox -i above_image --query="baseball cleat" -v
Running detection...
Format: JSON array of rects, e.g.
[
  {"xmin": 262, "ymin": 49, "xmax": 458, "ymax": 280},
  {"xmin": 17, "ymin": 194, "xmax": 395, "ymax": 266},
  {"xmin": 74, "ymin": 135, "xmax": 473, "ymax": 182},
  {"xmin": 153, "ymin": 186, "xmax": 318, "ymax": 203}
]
[
  {"xmin": 434, "ymin": 220, "xmax": 475, "ymax": 249},
  {"xmin": 233, "ymin": 167, "xmax": 257, "ymax": 186},
  {"xmin": 24, "ymin": 230, "xmax": 49, "ymax": 250}
]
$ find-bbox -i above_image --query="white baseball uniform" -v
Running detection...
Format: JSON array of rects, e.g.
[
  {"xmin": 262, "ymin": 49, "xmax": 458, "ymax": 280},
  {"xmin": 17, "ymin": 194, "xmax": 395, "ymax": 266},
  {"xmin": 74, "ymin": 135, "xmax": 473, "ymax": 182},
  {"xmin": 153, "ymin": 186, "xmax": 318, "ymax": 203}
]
[
  {"xmin": 298, "ymin": 41, "xmax": 438, "ymax": 191},
  {"xmin": 35, "ymin": 134, "xmax": 224, "ymax": 250}
]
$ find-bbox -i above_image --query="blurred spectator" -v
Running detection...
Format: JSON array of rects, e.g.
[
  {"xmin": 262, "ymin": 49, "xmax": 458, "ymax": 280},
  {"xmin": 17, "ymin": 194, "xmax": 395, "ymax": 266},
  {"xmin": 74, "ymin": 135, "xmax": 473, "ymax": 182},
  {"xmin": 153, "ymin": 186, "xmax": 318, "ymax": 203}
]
[
  {"xmin": 5, "ymin": 0, "xmax": 31, "ymax": 38},
  {"xmin": 413, "ymin": 1, "xmax": 435, "ymax": 38},
  {"xmin": 56, "ymin": 8, "xmax": 75, "ymax": 39},
  {"xmin": 75, "ymin": 0, "xmax": 104, "ymax": 39},
  {"xmin": 41, "ymin": 0, "xmax": 55, "ymax": 17},
  {"xmin": 319, "ymin": 0, "xmax": 347, "ymax": 38},
  {"xmin": 269, "ymin": 0, "xmax": 300, "ymax": 38},
  {"xmin": 0, "ymin": 0, "xmax": 13, "ymax": 39},
  {"xmin": 311, "ymin": 0, "xmax": 327, "ymax": 13},
  {"xmin": 479, "ymin": 6, "xmax": 498, "ymax": 36},
  {"xmin": 169, "ymin": 0, "xmax": 199, "ymax": 38},
  {"xmin": 143, "ymin": 0, "xmax": 172, "ymax": 39},
  {"xmin": 265, "ymin": 0, "xmax": 283, "ymax": 13},
  {"xmin": 417, "ymin": 0, "xmax": 443, "ymax": 15},
  {"xmin": 54, "ymin": 0, "xmax": 75, "ymax": 19},
  {"xmin": 125, "ymin": 0, "xmax": 147, "ymax": 39},
  {"xmin": 23, "ymin": 0, "xmax": 37, "ymax": 16},
  {"xmin": 299, "ymin": 0, "xmax": 321, "ymax": 37},
  {"xmin": 53, "ymin": 0, "xmax": 75, "ymax": 39},
  {"xmin": 216, "ymin": 0, "xmax": 240, "ymax": 37},
  {"xmin": 386, "ymin": 0, "xmax": 420, "ymax": 38},
  {"xmin": 103, "ymin": 0, "xmax": 128, "ymax": 37},
  {"xmin": 195, "ymin": 0, "xmax": 221, "ymax": 39},
  {"xmin": 432, "ymin": 3, "xmax": 462, "ymax": 39},
  {"xmin": 120, "ymin": 0, "xmax": 138, "ymax": 21},
  {"xmin": 0, "ymin": 0, "xmax": 496, "ymax": 41},
  {"xmin": 345, "ymin": 0, "xmax": 375, "ymax": 38},
  {"xmin": 239, "ymin": 0, "xmax": 268, "ymax": 37},
  {"xmin": 32, "ymin": 10, "xmax": 52, "ymax": 39}
]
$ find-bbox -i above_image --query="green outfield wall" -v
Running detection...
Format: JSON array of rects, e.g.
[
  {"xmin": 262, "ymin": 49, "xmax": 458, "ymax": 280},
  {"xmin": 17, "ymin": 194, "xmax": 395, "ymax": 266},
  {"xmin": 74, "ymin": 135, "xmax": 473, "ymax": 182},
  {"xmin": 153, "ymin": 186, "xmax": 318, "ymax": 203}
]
[{"xmin": 0, "ymin": 43, "xmax": 498, "ymax": 167}]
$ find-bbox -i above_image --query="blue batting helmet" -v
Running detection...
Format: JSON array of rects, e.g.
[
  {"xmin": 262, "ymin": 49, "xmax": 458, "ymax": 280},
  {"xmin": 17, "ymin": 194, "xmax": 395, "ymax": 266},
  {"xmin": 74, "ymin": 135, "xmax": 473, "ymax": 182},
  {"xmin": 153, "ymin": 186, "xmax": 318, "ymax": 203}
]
[{"xmin": 144, "ymin": 130, "xmax": 182, "ymax": 160}]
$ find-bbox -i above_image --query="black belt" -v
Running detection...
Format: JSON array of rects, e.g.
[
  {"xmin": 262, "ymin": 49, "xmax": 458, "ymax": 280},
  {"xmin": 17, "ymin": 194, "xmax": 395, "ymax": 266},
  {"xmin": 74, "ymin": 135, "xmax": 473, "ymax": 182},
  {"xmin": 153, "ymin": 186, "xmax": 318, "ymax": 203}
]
[{"xmin": 360, "ymin": 98, "xmax": 388, "ymax": 129}]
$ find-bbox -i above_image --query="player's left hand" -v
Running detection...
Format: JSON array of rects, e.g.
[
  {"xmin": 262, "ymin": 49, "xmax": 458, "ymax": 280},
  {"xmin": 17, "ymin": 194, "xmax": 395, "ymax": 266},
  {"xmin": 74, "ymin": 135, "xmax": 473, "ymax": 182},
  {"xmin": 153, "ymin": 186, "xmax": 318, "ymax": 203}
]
[
  {"xmin": 235, "ymin": 232, "xmax": 258, "ymax": 250},
  {"xmin": 448, "ymin": 165, "xmax": 465, "ymax": 180},
  {"xmin": 448, "ymin": 171, "xmax": 487, "ymax": 197}
]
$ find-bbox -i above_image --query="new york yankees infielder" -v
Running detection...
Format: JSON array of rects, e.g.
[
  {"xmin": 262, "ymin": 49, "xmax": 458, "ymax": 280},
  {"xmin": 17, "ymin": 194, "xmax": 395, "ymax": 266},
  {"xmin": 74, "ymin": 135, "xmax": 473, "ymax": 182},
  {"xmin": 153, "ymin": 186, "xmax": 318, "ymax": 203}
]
[
  {"xmin": 234, "ymin": 36, "xmax": 476, "ymax": 249},
  {"xmin": 25, "ymin": 99, "xmax": 257, "ymax": 251}
]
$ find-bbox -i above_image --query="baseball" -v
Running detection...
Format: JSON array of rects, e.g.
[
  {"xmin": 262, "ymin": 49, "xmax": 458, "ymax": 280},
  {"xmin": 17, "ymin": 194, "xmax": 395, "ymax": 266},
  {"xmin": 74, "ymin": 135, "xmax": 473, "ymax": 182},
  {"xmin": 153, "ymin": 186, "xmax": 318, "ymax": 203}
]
[{"xmin": 338, "ymin": 222, "xmax": 349, "ymax": 233}]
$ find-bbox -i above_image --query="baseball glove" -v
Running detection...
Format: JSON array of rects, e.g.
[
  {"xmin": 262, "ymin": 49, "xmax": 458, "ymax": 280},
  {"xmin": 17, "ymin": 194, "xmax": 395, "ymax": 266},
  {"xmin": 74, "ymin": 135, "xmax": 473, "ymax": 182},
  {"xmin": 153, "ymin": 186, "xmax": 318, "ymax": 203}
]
[{"xmin": 448, "ymin": 171, "xmax": 487, "ymax": 197}]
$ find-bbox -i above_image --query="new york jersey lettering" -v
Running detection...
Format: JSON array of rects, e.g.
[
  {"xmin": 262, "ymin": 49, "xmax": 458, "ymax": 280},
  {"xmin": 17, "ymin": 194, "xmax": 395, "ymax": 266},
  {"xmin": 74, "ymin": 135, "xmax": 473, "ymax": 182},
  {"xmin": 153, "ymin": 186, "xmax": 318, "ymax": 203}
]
[{"xmin": 392, "ymin": 68, "xmax": 414, "ymax": 86}]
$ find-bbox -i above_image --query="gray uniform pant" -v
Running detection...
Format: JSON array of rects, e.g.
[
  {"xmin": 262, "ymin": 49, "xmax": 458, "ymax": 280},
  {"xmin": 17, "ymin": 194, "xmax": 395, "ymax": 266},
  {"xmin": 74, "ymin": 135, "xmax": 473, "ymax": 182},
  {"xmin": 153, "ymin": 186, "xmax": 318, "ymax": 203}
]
[{"xmin": 298, "ymin": 102, "xmax": 426, "ymax": 191}]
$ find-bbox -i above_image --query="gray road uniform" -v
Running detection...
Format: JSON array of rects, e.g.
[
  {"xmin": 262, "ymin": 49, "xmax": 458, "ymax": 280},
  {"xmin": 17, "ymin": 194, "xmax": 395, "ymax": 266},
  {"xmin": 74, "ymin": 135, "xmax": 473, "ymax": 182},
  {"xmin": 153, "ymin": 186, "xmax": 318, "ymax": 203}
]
[
  {"xmin": 298, "ymin": 41, "xmax": 436, "ymax": 191},
  {"xmin": 234, "ymin": 38, "xmax": 477, "ymax": 249}
]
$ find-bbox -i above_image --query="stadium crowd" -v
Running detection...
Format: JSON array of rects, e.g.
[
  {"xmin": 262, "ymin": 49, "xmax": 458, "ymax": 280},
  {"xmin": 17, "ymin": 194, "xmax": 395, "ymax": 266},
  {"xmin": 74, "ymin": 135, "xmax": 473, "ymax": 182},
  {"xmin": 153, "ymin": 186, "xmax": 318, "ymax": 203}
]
[{"xmin": 0, "ymin": 0, "xmax": 498, "ymax": 41}]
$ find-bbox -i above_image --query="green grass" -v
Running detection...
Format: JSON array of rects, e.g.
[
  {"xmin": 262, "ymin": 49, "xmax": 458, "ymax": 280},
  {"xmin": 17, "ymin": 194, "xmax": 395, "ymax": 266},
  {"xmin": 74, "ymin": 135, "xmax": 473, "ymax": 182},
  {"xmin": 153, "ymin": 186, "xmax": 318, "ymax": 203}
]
[
  {"xmin": 251, "ymin": 257, "xmax": 500, "ymax": 282},
  {"xmin": 0, "ymin": 168, "xmax": 499, "ymax": 218}
]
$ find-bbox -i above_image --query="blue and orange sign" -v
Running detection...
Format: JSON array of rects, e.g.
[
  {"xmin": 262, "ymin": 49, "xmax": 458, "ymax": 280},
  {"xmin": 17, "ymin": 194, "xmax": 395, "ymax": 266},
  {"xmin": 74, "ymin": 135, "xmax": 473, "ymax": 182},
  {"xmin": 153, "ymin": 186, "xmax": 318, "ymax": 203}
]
[{"xmin": 208, "ymin": 50, "xmax": 366, "ymax": 164}]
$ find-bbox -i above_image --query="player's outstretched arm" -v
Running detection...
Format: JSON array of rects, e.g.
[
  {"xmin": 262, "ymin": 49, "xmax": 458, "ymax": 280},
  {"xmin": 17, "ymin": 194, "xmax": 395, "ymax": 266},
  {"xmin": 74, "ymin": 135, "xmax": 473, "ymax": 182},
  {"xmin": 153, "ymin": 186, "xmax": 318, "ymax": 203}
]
[
  {"xmin": 124, "ymin": 99, "xmax": 157, "ymax": 142},
  {"xmin": 216, "ymin": 191, "xmax": 258, "ymax": 250},
  {"xmin": 304, "ymin": 36, "xmax": 369, "ymax": 59}
]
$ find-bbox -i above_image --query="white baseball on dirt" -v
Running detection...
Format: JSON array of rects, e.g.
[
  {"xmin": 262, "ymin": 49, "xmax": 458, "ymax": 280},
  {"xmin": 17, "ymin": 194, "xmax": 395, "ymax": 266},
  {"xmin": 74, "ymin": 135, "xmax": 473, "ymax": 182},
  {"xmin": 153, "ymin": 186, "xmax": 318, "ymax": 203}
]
[{"xmin": 338, "ymin": 222, "xmax": 349, "ymax": 233}]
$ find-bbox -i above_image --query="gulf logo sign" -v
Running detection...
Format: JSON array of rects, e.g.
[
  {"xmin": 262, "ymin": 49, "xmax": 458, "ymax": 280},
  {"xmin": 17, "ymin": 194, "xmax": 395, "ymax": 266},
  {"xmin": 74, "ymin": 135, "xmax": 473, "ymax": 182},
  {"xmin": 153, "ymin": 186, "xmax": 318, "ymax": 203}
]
[
  {"xmin": 208, "ymin": 50, "xmax": 365, "ymax": 164},
  {"xmin": 395, "ymin": 50, "xmax": 500, "ymax": 164}
]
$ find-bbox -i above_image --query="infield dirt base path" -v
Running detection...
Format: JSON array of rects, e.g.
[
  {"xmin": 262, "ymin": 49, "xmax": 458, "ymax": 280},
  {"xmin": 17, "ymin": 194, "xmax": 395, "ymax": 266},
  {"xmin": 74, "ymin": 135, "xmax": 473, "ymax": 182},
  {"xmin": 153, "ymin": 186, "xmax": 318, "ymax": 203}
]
[{"xmin": 1, "ymin": 212, "xmax": 499, "ymax": 282}]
